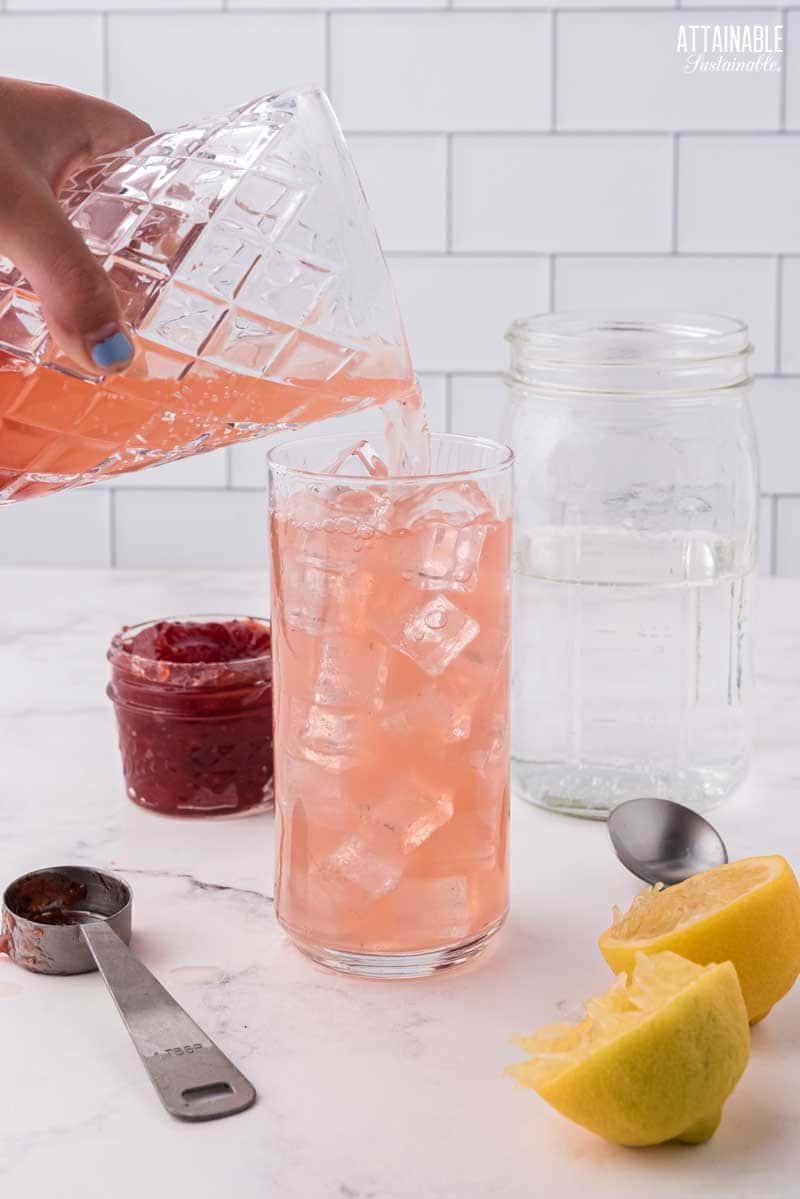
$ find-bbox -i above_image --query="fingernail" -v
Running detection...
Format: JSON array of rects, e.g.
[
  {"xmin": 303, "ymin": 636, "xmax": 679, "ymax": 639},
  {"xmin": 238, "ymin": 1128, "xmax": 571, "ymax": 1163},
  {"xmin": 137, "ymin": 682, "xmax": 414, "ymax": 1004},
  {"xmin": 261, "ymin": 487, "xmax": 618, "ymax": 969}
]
[{"xmin": 89, "ymin": 326, "xmax": 134, "ymax": 370}]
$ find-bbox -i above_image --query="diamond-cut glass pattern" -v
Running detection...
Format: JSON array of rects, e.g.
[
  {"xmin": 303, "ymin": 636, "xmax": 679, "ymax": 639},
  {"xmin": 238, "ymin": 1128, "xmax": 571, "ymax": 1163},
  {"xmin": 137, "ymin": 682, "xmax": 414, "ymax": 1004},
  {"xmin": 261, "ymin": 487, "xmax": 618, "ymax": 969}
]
[
  {"xmin": 176, "ymin": 223, "xmax": 261, "ymax": 301},
  {"xmin": 4, "ymin": 372, "xmax": 96, "ymax": 430},
  {"xmin": 154, "ymin": 160, "xmax": 242, "ymax": 220},
  {"xmin": 71, "ymin": 194, "xmax": 147, "ymax": 255},
  {"xmin": 99, "ymin": 158, "xmax": 183, "ymax": 203},
  {"xmin": 237, "ymin": 249, "xmax": 332, "ymax": 325},
  {"xmin": 104, "ymin": 258, "xmax": 165, "ymax": 325},
  {"xmin": 225, "ymin": 172, "xmax": 304, "ymax": 241},
  {"xmin": 268, "ymin": 334, "xmax": 359, "ymax": 385},
  {"xmin": 139, "ymin": 281, "xmax": 227, "ymax": 356},
  {"xmin": 0, "ymin": 296, "xmax": 48, "ymax": 361},
  {"xmin": 0, "ymin": 256, "xmax": 21, "ymax": 288},
  {"xmin": 196, "ymin": 122, "xmax": 286, "ymax": 168},
  {"xmin": 124, "ymin": 206, "xmax": 202, "ymax": 274},
  {"xmin": 205, "ymin": 310, "xmax": 294, "ymax": 377},
  {"xmin": 0, "ymin": 86, "xmax": 412, "ymax": 503}
]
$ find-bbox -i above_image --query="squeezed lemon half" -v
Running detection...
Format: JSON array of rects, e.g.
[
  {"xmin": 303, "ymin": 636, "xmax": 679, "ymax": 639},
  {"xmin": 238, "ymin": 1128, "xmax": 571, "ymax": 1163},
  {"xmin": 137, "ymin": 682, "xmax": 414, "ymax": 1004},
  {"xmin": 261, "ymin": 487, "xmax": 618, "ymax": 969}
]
[
  {"xmin": 599, "ymin": 855, "xmax": 800, "ymax": 1023},
  {"xmin": 508, "ymin": 951, "xmax": 749, "ymax": 1146}
]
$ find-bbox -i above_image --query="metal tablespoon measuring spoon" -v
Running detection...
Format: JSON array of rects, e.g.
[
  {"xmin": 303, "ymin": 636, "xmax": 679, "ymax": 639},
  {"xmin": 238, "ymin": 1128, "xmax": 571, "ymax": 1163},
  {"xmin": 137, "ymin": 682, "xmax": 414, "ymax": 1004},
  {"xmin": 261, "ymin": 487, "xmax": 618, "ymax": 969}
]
[
  {"xmin": 608, "ymin": 797, "xmax": 729, "ymax": 887},
  {"xmin": 0, "ymin": 866, "xmax": 256, "ymax": 1122}
]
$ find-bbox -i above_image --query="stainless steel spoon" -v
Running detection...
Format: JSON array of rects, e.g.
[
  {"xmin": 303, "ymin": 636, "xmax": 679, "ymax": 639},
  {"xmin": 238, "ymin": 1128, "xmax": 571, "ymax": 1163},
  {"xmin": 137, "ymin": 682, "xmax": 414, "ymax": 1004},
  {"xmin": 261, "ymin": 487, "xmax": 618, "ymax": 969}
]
[
  {"xmin": 1, "ymin": 866, "xmax": 256, "ymax": 1122},
  {"xmin": 607, "ymin": 797, "xmax": 728, "ymax": 886}
]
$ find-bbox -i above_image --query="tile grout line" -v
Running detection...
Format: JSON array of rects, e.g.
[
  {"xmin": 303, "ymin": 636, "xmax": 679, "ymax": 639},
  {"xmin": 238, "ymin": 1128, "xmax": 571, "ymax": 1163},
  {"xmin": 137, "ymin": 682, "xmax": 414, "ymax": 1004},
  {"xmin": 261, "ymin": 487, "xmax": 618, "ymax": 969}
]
[
  {"xmin": 132, "ymin": 5, "xmax": 800, "ymax": 13},
  {"xmin": 445, "ymin": 134, "xmax": 454, "ymax": 252},
  {"xmin": 385, "ymin": 250, "xmax": 797, "ymax": 259},
  {"xmin": 324, "ymin": 9, "xmax": 332, "ymax": 95},
  {"xmin": 345, "ymin": 130, "xmax": 799, "ymax": 138},
  {"xmin": 1, "ymin": 4, "xmax": 795, "ymax": 14},
  {"xmin": 108, "ymin": 489, "xmax": 117, "ymax": 568},
  {"xmin": 771, "ymin": 495, "xmax": 780, "ymax": 575},
  {"xmin": 445, "ymin": 374, "xmax": 453, "ymax": 434},
  {"xmin": 775, "ymin": 256, "xmax": 784, "ymax": 371},
  {"xmin": 548, "ymin": 254, "xmax": 556, "ymax": 309},
  {"xmin": 101, "ymin": 11, "xmax": 110, "ymax": 100},
  {"xmin": 671, "ymin": 134, "xmax": 680, "ymax": 253},
  {"xmin": 550, "ymin": 9, "xmax": 558, "ymax": 132},
  {"xmin": 779, "ymin": 8, "xmax": 789, "ymax": 130}
]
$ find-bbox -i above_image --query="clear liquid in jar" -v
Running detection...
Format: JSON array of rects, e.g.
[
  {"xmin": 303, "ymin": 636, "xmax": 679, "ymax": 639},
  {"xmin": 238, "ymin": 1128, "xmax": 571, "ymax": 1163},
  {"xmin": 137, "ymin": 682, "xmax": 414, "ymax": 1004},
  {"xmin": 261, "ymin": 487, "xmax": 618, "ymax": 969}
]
[{"xmin": 511, "ymin": 526, "xmax": 753, "ymax": 818}]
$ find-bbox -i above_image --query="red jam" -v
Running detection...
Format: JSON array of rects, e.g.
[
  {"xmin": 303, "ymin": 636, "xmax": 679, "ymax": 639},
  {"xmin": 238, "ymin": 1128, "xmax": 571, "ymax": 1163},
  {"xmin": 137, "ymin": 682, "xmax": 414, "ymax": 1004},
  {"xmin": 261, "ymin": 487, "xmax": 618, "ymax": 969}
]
[{"xmin": 107, "ymin": 617, "xmax": 273, "ymax": 818}]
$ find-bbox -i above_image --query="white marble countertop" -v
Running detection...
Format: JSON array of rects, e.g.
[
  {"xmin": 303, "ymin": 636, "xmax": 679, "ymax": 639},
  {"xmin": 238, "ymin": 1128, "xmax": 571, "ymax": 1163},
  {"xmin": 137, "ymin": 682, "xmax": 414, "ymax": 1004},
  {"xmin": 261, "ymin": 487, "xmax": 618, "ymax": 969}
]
[{"xmin": 1, "ymin": 569, "xmax": 799, "ymax": 1198}]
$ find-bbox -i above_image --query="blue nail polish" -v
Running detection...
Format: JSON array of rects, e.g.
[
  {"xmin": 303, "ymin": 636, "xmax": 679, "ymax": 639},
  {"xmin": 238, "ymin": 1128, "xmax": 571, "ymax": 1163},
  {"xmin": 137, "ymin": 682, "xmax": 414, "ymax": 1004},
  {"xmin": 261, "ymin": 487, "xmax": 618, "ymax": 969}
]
[{"xmin": 91, "ymin": 330, "xmax": 133, "ymax": 369}]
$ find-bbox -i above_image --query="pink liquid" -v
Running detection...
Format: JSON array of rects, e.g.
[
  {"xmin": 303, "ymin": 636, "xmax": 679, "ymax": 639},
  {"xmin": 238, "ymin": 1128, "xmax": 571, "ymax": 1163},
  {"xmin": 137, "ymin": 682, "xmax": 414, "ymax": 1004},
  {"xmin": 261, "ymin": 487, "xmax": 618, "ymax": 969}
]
[
  {"xmin": 270, "ymin": 476, "xmax": 511, "ymax": 959},
  {"xmin": 0, "ymin": 345, "xmax": 421, "ymax": 501}
]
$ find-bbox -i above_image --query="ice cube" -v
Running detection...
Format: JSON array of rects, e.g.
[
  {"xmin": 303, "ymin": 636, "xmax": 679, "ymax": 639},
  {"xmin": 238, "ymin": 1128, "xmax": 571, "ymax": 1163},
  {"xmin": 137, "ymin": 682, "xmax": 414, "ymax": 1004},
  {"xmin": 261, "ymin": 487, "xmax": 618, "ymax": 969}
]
[
  {"xmin": 315, "ymin": 833, "xmax": 403, "ymax": 906},
  {"xmin": 326, "ymin": 439, "xmax": 389, "ymax": 478},
  {"xmin": 372, "ymin": 778, "xmax": 454, "ymax": 851},
  {"xmin": 313, "ymin": 635, "xmax": 388, "ymax": 710},
  {"xmin": 290, "ymin": 700, "xmax": 361, "ymax": 772},
  {"xmin": 372, "ymin": 594, "xmax": 479, "ymax": 676},
  {"xmin": 381, "ymin": 876, "xmax": 471, "ymax": 944},
  {"xmin": 397, "ymin": 480, "xmax": 493, "ymax": 527},
  {"xmin": 394, "ymin": 481, "xmax": 493, "ymax": 593},
  {"xmin": 314, "ymin": 777, "xmax": 454, "ymax": 907},
  {"xmin": 404, "ymin": 521, "xmax": 488, "ymax": 593},
  {"xmin": 281, "ymin": 754, "xmax": 355, "ymax": 831},
  {"xmin": 281, "ymin": 559, "xmax": 371, "ymax": 636},
  {"xmin": 468, "ymin": 715, "xmax": 509, "ymax": 778},
  {"xmin": 380, "ymin": 674, "xmax": 475, "ymax": 744},
  {"xmin": 286, "ymin": 482, "xmax": 390, "ymax": 572},
  {"xmin": 459, "ymin": 639, "xmax": 510, "ymax": 778}
]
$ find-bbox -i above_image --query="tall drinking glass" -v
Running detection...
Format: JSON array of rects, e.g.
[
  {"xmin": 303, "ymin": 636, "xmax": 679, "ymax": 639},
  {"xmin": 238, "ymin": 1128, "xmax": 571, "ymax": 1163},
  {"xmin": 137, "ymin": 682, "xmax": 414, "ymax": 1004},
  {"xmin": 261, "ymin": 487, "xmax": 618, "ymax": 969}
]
[{"xmin": 268, "ymin": 433, "xmax": 512, "ymax": 978}]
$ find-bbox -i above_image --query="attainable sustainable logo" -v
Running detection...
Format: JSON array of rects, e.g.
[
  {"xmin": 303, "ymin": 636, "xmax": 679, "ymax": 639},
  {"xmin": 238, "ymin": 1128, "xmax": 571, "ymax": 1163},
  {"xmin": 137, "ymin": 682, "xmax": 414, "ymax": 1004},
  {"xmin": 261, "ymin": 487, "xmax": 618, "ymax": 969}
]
[{"xmin": 676, "ymin": 22, "xmax": 784, "ymax": 73}]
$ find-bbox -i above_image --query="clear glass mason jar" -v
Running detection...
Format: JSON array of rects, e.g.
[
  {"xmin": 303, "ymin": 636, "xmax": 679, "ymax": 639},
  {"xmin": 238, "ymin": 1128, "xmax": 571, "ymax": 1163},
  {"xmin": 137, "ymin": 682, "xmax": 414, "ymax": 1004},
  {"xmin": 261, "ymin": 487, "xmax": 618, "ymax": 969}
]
[{"xmin": 504, "ymin": 312, "xmax": 759, "ymax": 819}]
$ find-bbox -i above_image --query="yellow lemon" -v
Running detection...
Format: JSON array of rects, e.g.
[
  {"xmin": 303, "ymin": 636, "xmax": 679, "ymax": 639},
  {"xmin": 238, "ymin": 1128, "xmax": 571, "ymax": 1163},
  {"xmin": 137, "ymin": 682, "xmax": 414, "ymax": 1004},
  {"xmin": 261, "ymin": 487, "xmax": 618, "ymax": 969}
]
[
  {"xmin": 508, "ymin": 951, "xmax": 749, "ymax": 1146},
  {"xmin": 599, "ymin": 855, "xmax": 800, "ymax": 1023}
]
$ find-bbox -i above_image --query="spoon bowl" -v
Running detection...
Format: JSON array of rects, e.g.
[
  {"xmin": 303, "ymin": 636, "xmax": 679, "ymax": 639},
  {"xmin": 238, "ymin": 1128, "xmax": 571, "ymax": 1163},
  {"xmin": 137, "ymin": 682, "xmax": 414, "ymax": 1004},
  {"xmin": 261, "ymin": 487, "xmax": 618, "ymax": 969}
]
[{"xmin": 608, "ymin": 797, "xmax": 728, "ymax": 887}]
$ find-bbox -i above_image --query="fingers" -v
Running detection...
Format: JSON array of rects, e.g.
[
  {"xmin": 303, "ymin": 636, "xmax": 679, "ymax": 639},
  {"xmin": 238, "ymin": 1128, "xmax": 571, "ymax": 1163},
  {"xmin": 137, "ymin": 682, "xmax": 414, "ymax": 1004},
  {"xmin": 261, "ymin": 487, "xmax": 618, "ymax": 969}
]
[
  {"xmin": 0, "ymin": 83, "xmax": 152, "ymax": 374},
  {"xmin": 0, "ymin": 154, "xmax": 134, "ymax": 375},
  {"xmin": 0, "ymin": 80, "xmax": 153, "ymax": 191},
  {"xmin": 75, "ymin": 92, "xmax": 154, "ymax": 159}
]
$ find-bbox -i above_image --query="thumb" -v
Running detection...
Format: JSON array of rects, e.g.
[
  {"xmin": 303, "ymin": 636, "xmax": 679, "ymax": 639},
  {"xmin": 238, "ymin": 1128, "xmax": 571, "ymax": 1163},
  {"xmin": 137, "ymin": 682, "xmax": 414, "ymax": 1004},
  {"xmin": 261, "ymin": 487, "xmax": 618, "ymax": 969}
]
[{"xmin": 0, "ymin": 162, "xmax": 134, "ymax": 375}]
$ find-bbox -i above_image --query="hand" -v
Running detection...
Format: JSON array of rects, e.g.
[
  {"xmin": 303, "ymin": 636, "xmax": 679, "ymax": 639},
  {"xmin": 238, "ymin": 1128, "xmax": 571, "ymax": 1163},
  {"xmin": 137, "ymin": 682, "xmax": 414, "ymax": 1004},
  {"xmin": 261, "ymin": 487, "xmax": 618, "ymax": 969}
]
[{"xmin": 0, "ymin": 78, "xmax": 152, "ymax": 374}]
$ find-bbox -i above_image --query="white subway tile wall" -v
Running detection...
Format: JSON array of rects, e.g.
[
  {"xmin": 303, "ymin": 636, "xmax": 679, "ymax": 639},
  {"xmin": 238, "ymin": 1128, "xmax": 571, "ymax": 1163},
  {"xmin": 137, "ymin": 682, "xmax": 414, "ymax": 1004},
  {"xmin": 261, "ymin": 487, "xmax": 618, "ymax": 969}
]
[
  {"xmin": 777, "ymin": 499, "xmax": 800, "ymax": 575},
  {"xmin": 114, "ymin": 490, "xmax": 268, "ymax": 570},
  {"xmin": 0, "ymin": 489, "xmax": 111, "ymax": 567},
  {"xmin": 760, "ymin": 496, "xmax": 775, "ymax": 576},
  {"xmin": 751, "ymin": 376, "xmax": 800, "ymax": 494},
  {"xmin": 0, "ymin": 6, "xmax": 797, "ymax": 573},
  {"xmin": 678, "ymin": 136, "xmax": 800, "ymax": 253},
  {"xmin": 452, "ymin": 135, "xmax": 674, "ymax": 252},
  {"xmin": 329, "ymin": 13, "xmax": 552, "ymax": 132},
  {"xmin": 555, "ymin": 255, "xmax": 778, "ymax": 371},
  {"xmin": 781, "ymin": 257, "xmax": 800, "ymax": 371}
]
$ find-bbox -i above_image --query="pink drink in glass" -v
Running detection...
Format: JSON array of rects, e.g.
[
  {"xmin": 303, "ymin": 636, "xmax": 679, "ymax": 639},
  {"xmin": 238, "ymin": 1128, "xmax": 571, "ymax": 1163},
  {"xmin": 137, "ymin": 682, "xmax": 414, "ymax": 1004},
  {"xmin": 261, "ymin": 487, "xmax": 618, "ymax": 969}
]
[{"xmin": 269, "ymin": 433, "xmax": 512, "ymax": 977}]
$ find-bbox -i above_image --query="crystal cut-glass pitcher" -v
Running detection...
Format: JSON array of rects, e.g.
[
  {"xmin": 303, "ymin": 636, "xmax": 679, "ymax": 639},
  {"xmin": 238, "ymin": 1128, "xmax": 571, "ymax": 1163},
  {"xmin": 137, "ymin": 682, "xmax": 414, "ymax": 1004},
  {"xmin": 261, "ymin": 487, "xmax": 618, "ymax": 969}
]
[{"xmin": 0, "ymin": 87, "xmax": 414, "ymax": 503}]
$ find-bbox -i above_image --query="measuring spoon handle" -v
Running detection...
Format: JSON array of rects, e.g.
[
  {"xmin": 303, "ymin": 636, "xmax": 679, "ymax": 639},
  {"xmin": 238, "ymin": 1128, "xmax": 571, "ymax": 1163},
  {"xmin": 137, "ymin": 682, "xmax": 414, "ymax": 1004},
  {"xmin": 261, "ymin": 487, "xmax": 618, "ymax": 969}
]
[{"xmin": 80, "ymin": 920, "xmax": 256, "ymax": 1121}]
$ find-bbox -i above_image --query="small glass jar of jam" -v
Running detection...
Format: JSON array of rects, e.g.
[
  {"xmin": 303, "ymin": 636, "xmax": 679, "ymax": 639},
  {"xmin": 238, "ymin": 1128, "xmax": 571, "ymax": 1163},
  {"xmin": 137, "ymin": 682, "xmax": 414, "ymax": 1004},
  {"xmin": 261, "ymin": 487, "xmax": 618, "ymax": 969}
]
[{"xmin": 107, "ymin": 615, "xmax": 273, "ymax": 818}]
